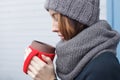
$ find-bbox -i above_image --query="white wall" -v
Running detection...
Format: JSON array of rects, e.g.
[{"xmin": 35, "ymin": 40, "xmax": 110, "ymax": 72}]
[
  {"xmin": 0, "ymin": 0, "xmax": 106, "ymax": 80},
  {"xmin": 0, "ymin": 0, "xmax": 59, "ymax": 80},
  {"xmin": 100, "ymin": 0, "xmax": 107, "ymax": 20}
]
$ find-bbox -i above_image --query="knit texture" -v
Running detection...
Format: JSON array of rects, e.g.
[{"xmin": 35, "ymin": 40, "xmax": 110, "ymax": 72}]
[
  {"xmin": 44, "ymin": 0, "xmax": 100, "ymax": 26},
  {"xmin": 55, "ymin": 20, "xmax": 120, "ymax": 80}
]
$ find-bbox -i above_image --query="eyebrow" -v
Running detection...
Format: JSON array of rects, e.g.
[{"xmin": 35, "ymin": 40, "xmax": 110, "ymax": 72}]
[{"xmin": 51, "ymin": 12, "xmax": 58, "ymax": 17}]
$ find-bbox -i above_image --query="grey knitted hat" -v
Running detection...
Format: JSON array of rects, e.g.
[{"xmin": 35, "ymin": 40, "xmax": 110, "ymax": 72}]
[{"xmin": 45, "ymin": 0, "xmax": 100, "ymax": 26}]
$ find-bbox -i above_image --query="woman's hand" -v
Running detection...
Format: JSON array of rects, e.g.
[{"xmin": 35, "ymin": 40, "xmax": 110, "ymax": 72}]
[{"xmin": 27, "ymin": 55, "xmax": 56, "ymax": 80}]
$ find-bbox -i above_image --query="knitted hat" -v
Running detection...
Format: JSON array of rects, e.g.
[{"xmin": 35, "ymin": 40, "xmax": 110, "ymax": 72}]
[{"xmin": 44, "ymin": 0, "xmax": 100, "ymax": 26}]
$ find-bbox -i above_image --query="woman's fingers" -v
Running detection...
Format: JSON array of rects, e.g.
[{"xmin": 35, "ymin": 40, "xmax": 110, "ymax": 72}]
[
  {"xmin": 32, "ymin": 56, "xmax": 45, "ymax": 65},
  {"xmin": 27, "ymin": 70, "xmax": 35, "ymax": 79},
  {"xmin": 30, "ymin": 60, "xmax": 40, "ymax": 71},
  {"xmin": 28, "ymin": 64, "xmax": 37, "ymax": 75},
  {"xmin": 41, "ymin": 55, "xmax": 53, "ymax": 65},
  {"xmin": 32, "ymin": 55, "xmax": 53, "ymax": 65},
  {"xmin": 30, "ymin": 57, "xmax": 45, "ymax": 71},
  {"xmin": 27, "ymin": 56, "xmax": 55, "ymax": 80},
  {"xmin": 24, "ymin": 47, "xmax": 32, "ymax": 61}
]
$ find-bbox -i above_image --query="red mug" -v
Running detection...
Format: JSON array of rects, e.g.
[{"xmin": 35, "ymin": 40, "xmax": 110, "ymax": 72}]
[{"xmin": 23, "ymin": 40, "xmax": 55, "ymax": 74}]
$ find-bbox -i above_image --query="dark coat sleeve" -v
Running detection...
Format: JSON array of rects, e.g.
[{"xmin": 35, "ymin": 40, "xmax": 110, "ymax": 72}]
[{"xmin": 75, "ymin": 52, "xmax": 120, "ymax": 80}]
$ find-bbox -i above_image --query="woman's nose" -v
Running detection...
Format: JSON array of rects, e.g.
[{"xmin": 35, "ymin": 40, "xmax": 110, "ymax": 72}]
[{"xmin": 52, "ymin": 25, "xmax": 59, "ymax": 32}]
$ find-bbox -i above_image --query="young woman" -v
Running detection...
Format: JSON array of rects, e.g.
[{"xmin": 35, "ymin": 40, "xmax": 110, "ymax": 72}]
[{"xmin": 26, "ymin": 0, "xmax": 120, "ymax": 80}]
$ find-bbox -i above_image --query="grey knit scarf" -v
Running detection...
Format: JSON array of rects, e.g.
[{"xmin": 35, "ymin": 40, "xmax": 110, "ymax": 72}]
[{"xmin": 55, "ymin": 20, "xmax": 120, "ymax": 80}]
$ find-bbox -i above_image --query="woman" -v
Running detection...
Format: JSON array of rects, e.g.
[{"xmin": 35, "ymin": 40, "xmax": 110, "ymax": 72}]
[{"xmin": 26, "ymin": 0, "xmax": 120, "ymax": 80}]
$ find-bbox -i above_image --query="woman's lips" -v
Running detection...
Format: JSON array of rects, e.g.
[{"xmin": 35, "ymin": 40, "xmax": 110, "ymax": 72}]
[
  {"xmin": 58, "ymin": 35, "xmax": 64, "ymax": 39},
  {"xmin": 58, "ymin": 33, "xmax": 64, "ymax": 39}
]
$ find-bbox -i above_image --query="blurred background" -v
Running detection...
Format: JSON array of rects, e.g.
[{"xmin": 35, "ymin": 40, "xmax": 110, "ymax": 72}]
[{"xmin": 0, "ymin": 0, "xmax": 120, "ymax": 80}]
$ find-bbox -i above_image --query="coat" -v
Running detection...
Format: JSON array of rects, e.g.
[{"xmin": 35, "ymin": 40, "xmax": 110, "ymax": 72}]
[{"xmin": 75, "ymin": 52, "xmax": 120, "ymax": 80}]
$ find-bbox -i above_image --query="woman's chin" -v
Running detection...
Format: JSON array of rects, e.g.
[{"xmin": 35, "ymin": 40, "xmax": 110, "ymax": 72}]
[{"xmin": 60, "ymin": 36, "xmax": 64, "ymax": 40}]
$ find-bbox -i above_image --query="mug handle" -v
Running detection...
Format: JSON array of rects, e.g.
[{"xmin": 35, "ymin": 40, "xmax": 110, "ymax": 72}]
[{"xmin": 23, "ymin": 46, "xmax": 39, "ymax": 74}]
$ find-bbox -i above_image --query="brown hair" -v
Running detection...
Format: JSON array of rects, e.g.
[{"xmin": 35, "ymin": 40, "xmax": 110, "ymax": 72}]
[{"xmin": 58, "ymin": 14, "xmax": 88, "ymax": 40}]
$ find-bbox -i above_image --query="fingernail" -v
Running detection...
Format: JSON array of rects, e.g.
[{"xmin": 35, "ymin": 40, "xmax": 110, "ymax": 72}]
[{"xmin": 41, "ymin": 55, "xmax": 45, "ymax": 57}]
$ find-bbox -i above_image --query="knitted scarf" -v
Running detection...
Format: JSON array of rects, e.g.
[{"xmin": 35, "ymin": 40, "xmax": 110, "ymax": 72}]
[{"xmin": 55, "ymin": 20, "xmax": 120, "ymax": 80}]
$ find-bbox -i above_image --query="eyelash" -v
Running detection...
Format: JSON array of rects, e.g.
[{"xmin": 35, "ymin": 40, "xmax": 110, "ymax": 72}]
[{"xmin": 52, "ymin": 15, "xmax": 58, "ymax": 21}]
